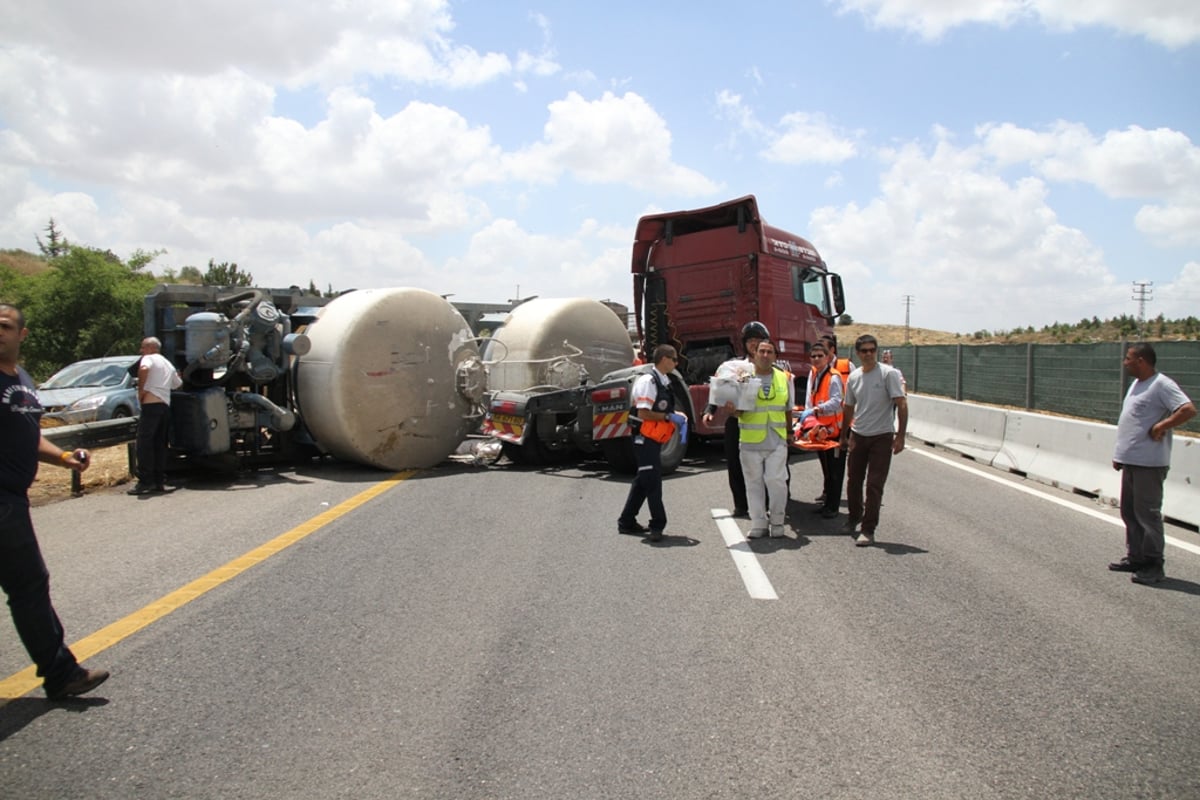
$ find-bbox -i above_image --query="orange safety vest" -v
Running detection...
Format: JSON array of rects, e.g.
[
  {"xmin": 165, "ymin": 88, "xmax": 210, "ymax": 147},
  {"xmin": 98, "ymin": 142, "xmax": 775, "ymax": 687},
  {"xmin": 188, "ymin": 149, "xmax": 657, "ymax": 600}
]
[
  {"xmin": 794, "ymin": 365, "xmax": 843, "ymax": 450},
  {"xmin": 808, "ymin": 367, "xmax": 843, "ymax": 438},
  {"xmin": 833, "ymin": 357, "xmax": 851, "ymax": 388}
]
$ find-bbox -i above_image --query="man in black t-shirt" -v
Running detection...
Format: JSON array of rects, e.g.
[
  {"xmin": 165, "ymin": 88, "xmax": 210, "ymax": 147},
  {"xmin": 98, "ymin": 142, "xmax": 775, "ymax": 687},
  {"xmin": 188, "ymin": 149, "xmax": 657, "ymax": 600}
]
[{"xmin": 0, "ymin": 303, "xmax": 110, "ymax": 700}]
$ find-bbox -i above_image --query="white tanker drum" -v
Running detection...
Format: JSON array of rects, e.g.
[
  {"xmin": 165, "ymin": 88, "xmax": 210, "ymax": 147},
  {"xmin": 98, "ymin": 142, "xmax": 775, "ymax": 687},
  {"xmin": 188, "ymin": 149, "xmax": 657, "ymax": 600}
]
[
  {"xmin": 295, "ymin": 288, "xmax": 486, "ymax": 470},
  {"xmin": 486, "ymin": 298, "xmax": 634, "ymax": 391}
]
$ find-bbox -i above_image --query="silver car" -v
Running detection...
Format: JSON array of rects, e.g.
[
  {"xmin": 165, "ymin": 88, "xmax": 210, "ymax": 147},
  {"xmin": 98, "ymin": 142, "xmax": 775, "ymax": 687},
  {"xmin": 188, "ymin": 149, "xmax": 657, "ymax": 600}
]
[{"xmin": 38, "ymin": 355, "xmax": 141, "ymax": 424}]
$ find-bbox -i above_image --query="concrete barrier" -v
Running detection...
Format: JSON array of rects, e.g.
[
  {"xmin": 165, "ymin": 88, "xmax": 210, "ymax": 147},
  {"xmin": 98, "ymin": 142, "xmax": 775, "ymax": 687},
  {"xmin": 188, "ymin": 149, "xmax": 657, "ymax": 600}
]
[
  {"xmin": 906, "ymin": 394, "xmax": 1007, "ymax": 463},
  {"xmin": 909, "ymin": 395, "xmax": 1199, "ymax": 529},
  {"xmin": 993, "ymin": 410, "xmax": 1120, "ymax": 503},
  {"xmin": 1163, "ymin": 436, "xmax": 1199, "ymax": 527}
]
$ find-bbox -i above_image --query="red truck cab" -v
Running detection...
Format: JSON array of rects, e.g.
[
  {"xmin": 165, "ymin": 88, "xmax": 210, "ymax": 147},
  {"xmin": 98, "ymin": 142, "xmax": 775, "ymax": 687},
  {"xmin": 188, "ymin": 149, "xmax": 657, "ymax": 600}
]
[{"xmin": 630, "ymin": 195, "xmax": 845, "ymax": 437}]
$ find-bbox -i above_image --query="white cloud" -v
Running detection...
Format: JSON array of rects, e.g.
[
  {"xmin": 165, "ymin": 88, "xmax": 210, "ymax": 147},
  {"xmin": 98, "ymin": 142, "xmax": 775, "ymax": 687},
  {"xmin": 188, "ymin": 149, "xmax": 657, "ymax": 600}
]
[
  {"xmin": 832, "ymin": 0, "xmax": 1200, "ymax": 48},
  {"xmin": 810, "ymin": 135, "xmax": 1122, "ymax": 332},
  {"xmin": 980, "ymin": 121, "xmax": 1200, "ymax": 248},
  {"xmin": 503, "ymin": 91, "xmax": 718, "ymax": 194},
  {"xmin": 715, "ymin": 91, "xmax": 857, "ymax": 165},
  {"xmin": 440, "ymin": 218, "xmax": 631, "ymax": 303},
  {"xmin": 763, "ymin": 112, "xmax": 858, "ymax": 165},
  {"xmin": 1158, "ymin": 261, "xmax": 1200, "ymax": 319},
  {"xmin": 0, "ymin": 0, "xmax": 514, "ymax": 89}
]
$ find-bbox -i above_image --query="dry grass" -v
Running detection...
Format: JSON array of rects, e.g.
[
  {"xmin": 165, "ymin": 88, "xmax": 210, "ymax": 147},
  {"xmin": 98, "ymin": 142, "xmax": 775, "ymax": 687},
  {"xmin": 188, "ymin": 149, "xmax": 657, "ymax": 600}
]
[
  {"xmin": 29, "ymin": 445, "xmax": 132, "ymax": 507},
  {"xmin": 837, "ymin": 321, "xmax": 1196, "ymax": 346},
  {"xmin": 0, "ymin": 250, "xmax": 50, "ymax": 276}
]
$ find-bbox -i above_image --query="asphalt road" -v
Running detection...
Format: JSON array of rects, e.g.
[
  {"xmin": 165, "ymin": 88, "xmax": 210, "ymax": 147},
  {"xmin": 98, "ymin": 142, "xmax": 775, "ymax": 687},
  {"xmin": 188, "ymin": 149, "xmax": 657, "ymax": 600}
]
[{"xmin": 2, "ymin": 441, "xmax": 1198, "ymax": 799}]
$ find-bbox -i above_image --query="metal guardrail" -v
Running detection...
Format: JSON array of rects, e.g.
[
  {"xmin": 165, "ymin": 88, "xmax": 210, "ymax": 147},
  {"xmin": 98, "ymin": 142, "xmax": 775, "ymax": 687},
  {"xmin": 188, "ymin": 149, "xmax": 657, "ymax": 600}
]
[{"xmin": 43, "ymin": 417, "xmax": 138, "ymax": 496}]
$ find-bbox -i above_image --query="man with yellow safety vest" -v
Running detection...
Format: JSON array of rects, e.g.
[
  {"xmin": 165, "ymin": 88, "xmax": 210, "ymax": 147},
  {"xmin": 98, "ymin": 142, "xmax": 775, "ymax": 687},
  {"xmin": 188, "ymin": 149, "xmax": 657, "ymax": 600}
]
[
  {"xmin": 736, "ymin": 339, "xmax": 794, "ymax": 539},
  {"xmin": 703, "ymin": 321, "xmax": 770, "ymax": 519},
  {"xmin": 798, "ymin": 340, "xmax": 844, "ymax": 519}
]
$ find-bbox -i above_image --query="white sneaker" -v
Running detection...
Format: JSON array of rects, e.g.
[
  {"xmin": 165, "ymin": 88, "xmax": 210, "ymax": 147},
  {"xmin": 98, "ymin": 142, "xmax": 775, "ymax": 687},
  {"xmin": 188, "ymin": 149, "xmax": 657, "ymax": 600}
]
[
  {"xmin": 747, "ymin": 528, "xmax": 768, "ymax": 539},
  {"xmin": 769, "ymin": 524, "xmax": 785, "ymax": 538},
  {"xmin": 854, "ymin": 532, "xmax": 874, "ymax": 547}
]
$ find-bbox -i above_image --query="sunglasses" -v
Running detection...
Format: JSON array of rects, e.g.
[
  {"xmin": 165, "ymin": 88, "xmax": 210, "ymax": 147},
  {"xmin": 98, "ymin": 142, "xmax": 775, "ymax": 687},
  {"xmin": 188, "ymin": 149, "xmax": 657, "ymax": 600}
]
[{"xmin": 858, "ymin": 347, "xmax": 877, "ymax": 354}]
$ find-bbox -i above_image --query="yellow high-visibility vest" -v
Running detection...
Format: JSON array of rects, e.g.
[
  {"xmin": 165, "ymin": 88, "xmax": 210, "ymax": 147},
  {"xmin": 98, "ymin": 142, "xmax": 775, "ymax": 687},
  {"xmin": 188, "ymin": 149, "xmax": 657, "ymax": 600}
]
[{"xmin": 739, "ymin": 368, "xmax": 790, "ymax": 444}]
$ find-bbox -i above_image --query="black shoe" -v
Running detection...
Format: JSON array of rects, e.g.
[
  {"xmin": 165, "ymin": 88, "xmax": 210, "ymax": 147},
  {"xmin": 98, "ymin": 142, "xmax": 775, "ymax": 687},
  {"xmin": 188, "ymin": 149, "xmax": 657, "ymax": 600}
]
[
  {"xmin": 617, "ymin": 520, "xmax": 648, "ymax": 535},
  {"xmin": 1131, "ymin": 564, "xmax": 1165, "ymax": 585},
  {"xmin": 731, "ymin": 508, "xmax": 749, "ymax": 519},
  {"xmin": 820, "ymin": 507, "xmax": 840, "ymax": 519},
  {"xmin": 127, "ymin": 484, "xmax": 153, "ymax": 496},
  {"xmin": 809, "ymin": 506, "xmax": 827, "ymax": 515},
  {"xmin": 645, "ymin": 530, "xmax": 664, "ymax": 542},
  {"xmin": 45, "ymin": 667, "xmax": 110, "ymax": 700},
  {"xmin": 1108, "ymin": 556, "xmax": 1149, "ymax": 572}
]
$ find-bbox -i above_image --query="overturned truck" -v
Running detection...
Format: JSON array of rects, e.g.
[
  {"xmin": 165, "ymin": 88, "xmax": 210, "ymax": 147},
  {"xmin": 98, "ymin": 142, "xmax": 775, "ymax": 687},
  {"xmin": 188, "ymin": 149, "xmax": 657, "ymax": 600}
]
[{"xmin": 146, "ymin": 284, "xmax": 488, "ymax": 470}]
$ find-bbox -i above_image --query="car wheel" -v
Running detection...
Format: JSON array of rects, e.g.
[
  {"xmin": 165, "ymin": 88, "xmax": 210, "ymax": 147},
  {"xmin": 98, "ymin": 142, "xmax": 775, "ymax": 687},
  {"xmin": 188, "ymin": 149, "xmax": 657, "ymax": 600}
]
[{"xmin": 112, "ymin": 407, "xmax": 132, "ymax": 419}]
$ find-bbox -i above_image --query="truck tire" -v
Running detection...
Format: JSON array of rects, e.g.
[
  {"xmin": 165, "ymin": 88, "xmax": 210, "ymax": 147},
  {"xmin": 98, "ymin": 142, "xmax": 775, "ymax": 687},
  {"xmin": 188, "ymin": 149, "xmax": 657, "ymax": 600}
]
[
  {"xmin": 600, "ymin": 438, "xmax": 635, "ymax": 474},
  {"xmin": 500, "ymin": 417, "xmax": 571, "ymax": 467},
  {"xmin": 600, "ymin": 424, "xmax": 688, "ymax": 476}
]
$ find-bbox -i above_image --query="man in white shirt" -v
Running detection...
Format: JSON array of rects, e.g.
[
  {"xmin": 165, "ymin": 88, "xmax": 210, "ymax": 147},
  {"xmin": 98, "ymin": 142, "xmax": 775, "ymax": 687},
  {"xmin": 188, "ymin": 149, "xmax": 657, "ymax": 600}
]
[
  {"xmin": 129, "ymin": 337, "xmax": 182, "ymax": 495},
  {"xmin": 617, "ymin": 345, "xmax": 681, "ymax": 542}
]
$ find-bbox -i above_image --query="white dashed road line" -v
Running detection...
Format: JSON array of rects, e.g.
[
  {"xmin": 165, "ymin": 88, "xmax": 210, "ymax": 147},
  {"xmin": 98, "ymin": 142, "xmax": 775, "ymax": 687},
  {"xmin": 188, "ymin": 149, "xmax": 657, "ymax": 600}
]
[{"xmin": 711, "ymin": 508, "xmax": 779, "ymax": 600}]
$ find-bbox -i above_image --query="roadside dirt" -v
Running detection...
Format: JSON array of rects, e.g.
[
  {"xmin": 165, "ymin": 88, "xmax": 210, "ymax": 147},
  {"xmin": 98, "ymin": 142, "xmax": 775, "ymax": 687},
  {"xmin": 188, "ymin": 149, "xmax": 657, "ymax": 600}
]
[{"xmin": 29, "ymin": 445, "xmax": 132, "ymax": 507}]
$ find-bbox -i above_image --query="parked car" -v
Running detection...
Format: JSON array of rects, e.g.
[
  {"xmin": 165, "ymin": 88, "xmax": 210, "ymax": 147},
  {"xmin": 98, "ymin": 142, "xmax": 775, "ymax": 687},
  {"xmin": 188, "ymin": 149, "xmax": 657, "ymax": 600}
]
[{"xmin": 38, "ymin": 355, "xmax": 140, "ymax": 424}]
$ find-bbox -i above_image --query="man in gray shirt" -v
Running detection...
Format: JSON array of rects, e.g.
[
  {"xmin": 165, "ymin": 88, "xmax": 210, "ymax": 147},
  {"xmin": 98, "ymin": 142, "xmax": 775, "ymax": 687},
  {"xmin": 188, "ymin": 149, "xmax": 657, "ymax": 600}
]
[
  {"xmin": 1109, "ymin": 343, "xmax": 1196, "ymax": 584},
  {"xmin": 840, "ymin": 334, "xmax": 907, "ymax": 546}
]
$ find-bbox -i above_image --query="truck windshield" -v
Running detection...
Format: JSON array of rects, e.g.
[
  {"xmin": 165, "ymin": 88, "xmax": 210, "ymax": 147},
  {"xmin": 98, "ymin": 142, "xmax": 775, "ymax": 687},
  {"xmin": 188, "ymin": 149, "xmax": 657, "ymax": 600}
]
[{"xmin": 793, "ymin": 267, "xmax": 831, "ymax": 317}]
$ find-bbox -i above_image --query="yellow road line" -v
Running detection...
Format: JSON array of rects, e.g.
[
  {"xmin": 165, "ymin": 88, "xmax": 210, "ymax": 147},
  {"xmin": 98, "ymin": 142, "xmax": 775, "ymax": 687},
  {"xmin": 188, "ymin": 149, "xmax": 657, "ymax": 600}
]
[{"xmin": 0, "ymin": 472, "xmax": 412, "ymax": 702}]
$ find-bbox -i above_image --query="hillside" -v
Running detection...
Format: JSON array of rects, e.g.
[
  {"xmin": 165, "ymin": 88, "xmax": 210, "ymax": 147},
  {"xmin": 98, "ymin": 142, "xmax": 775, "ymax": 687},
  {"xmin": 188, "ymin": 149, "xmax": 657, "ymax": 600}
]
[
  {"xmin": 836, "ymin": 321, "xmax": 1198, "ymax": 347},
  {"xmin": 0, "ymin": 249, "xmax": 50, "ymax": 275}
]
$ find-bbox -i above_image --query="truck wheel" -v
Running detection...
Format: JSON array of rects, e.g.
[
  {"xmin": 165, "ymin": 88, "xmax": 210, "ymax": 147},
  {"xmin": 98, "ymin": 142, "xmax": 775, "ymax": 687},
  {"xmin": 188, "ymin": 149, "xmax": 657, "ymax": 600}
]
[
  {"xmin": 600, "ymin": 427, "xmax": 687, "ymax": 475},
  {"xmin": 659, "ymin": 425, "xmax": 687, "ymax": 475},
  {"xmin": 600, "ymin": 438, "xmax": 635, "ymax": 473},
  {"xmin": 500, "ymin": 417, "xmax": 570, "ymax": 467},
  {"xmin": 500, "ymin": 440, "xmax": 531, "ymax": 465}
]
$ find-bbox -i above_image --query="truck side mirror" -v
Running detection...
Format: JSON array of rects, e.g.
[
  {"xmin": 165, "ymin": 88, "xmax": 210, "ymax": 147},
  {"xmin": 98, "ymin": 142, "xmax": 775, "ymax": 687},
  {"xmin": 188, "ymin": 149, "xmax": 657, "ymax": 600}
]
[{"xmin": 831, "ymin": 274, "xmax": 846, "ymax": 317}]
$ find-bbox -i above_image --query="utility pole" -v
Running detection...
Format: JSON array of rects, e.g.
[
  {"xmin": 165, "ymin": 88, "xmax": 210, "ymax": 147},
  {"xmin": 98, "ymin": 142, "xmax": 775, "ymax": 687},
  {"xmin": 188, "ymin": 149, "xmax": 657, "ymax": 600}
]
[
  {"xmin": 902, "ymin": 295, "xmax": 915, "ymax": 344},
  {"xmin": 1131, "ymin": 281, "xmax": 1153, "ymax": 339}
]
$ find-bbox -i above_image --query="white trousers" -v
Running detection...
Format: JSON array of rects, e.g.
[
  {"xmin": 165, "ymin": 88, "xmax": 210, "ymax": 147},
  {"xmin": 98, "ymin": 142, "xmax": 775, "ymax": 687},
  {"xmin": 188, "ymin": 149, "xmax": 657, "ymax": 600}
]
[{"xmin": 739, "ymin": 446, "xmax": 788, "ymax": 528}]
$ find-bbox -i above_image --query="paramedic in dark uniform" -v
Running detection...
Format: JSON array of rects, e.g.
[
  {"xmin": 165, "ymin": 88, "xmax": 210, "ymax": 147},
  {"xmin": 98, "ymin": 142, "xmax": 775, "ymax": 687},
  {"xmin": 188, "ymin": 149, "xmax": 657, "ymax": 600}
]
[
  {"xmin": 0, "ymin": 303, "xmax": 110, "ymax": 700},
  {"xmin": 617, "ymin": 344, "xmax": 679, "ymax": 542}
]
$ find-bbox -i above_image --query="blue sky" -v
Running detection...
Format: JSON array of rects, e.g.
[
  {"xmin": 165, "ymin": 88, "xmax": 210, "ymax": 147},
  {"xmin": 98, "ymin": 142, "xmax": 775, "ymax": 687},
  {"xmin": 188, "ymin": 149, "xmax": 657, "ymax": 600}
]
[{"xmin": 1, "ymin": 1, "xmax": 1197, "ymax": 333}]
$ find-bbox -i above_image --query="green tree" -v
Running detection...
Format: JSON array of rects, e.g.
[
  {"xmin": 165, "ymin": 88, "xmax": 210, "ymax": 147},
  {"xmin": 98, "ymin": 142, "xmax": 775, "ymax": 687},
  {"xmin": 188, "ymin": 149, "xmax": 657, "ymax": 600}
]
[
  {"xmin": 202, "ymin": 258, "xmax": 254, "ymax": 287},
  {"xmin": 35, "ymin": 218, "xmax": 69, "ymax": 258},
  {"xmin": 179, "ymin": 265, "xmax": 203, "ymax": 283},
  {"xmin": 127, "ymin": 247, "xmax": 166, "ymax": 272},
  {"xmin": 838, "ymin": 313, "xmax": 854, "ymax": 325},
  {"xmin": 17, "ymin": 246, "xmax": 156, "ymax": 379}
]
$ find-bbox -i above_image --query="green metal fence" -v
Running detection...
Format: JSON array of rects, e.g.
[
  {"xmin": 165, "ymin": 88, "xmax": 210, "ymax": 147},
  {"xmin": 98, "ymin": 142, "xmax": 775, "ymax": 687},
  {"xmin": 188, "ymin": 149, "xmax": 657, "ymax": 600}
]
[{"xmin": 882, "ymin": 340, "xmax": 1200, "ymax": 434}]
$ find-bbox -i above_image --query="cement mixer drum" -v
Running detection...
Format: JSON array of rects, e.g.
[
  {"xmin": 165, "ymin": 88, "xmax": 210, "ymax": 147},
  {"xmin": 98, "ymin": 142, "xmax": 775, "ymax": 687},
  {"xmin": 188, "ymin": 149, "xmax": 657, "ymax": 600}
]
[{"xmin": 296, "ymin": 288, "xmax": 481, "ymax": 470}]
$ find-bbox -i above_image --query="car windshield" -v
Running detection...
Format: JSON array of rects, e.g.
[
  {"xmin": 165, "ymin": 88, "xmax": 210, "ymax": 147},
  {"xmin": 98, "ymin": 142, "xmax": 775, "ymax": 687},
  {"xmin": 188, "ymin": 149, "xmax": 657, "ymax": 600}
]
[{"xmin": 41, "ymin": 361, "xmax": 134, "ymax": 389}]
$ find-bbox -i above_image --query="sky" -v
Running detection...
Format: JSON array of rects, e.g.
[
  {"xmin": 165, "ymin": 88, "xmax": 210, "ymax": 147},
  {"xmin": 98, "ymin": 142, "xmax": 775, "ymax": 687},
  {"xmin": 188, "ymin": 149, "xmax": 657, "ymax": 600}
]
[{"xmin": 1, "ymin": 1, "xmax": 1197, "ymax": 334}]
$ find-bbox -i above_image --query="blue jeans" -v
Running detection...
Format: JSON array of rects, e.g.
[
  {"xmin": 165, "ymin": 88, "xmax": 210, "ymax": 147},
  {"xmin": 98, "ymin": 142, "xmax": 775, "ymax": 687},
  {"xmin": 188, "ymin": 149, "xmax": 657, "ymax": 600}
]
[
  {"xmin": 619, "ymin": 438, "xmax": 666, "ymax": 533},
  {"xmin": 0, "ymin": 501, "xmax": 79, "ymax": 687}
]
